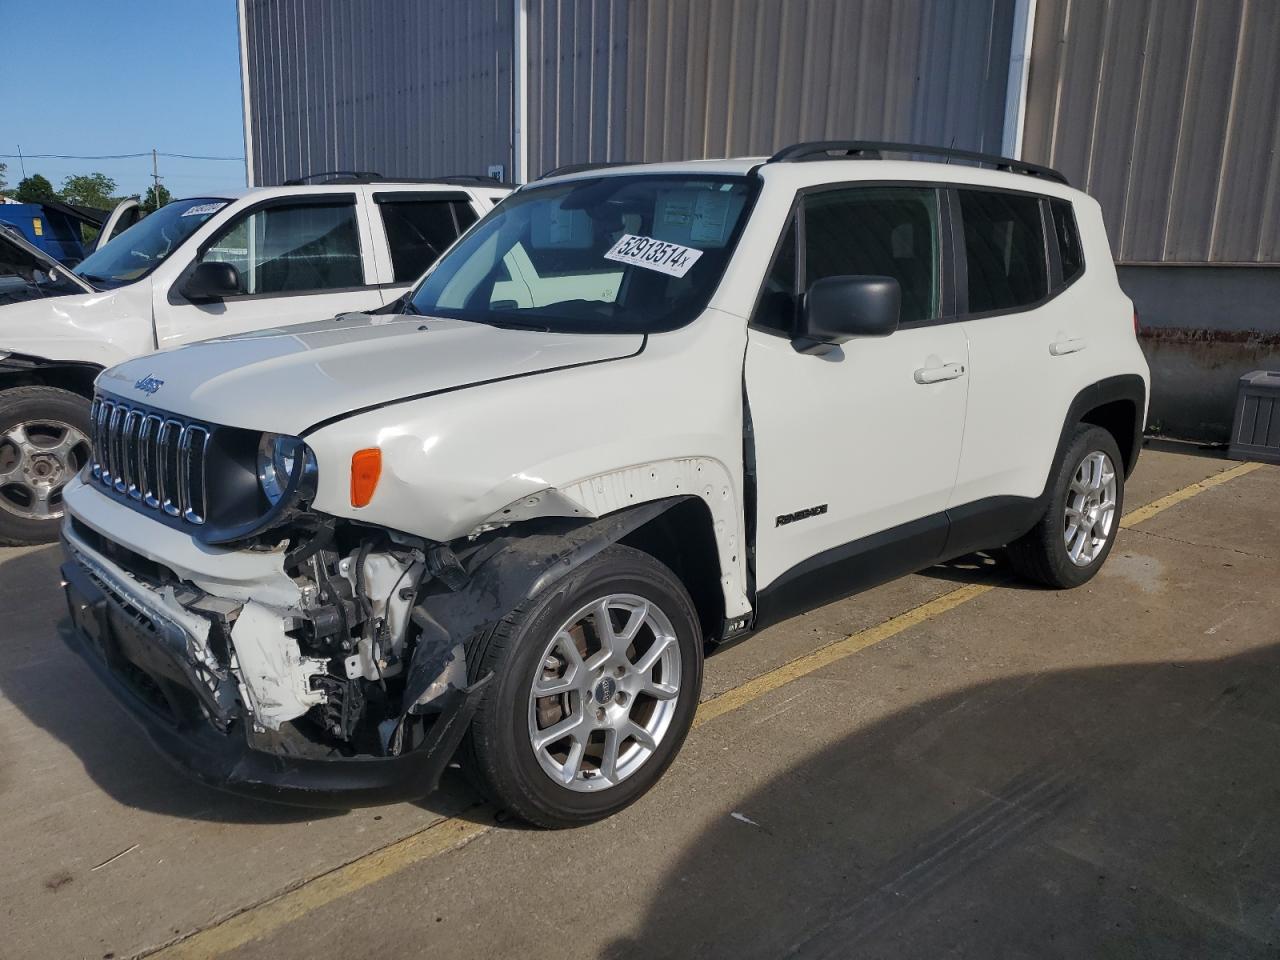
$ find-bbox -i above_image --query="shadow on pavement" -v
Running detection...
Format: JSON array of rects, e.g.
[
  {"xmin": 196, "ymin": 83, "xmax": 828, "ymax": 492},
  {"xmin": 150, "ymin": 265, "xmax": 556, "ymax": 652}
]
[
  {"xmin": 0, "ymin": 546, "xmax": 479, "ymax": 824},
  {"xmin": 603, "ymin": 643, "xmax": 1280, "ymax": 959}
]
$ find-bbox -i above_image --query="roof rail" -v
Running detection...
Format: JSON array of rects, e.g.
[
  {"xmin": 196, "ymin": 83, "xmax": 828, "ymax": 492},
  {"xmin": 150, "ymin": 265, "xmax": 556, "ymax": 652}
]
[
  {"xmin": 766, "ymin": 140, "xmax": 1068, "ymax": 185},
  {"xmin": 282, "ymin": 171, "xmax": 507, "ymax": 187},
  {"xmin": 537, "ymin": 160, "xmax": 640, "ymax": 181}
]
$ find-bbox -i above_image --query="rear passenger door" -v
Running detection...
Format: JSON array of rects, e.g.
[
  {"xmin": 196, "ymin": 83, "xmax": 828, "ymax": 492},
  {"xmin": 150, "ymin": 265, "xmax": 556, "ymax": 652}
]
[
  {"xmin": 367, "ymin": 191, "xmax": 479, "ymax": 300},
  {"xmin": 948, "ymin": 189, "xmax": 1091, "ymax": 513},
  {"xmin": 746, "ymin": 185, "xmax": 969, "ymax": 617}
]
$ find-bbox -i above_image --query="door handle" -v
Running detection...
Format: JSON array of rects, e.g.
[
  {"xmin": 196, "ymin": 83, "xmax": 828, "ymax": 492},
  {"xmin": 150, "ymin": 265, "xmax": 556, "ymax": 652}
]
[
  {"xmin": 913, "ymin": 362, "xmax": 966, "ymax": 384},
  {"xmin": 1049, "ymin": 338, "xmax": 1087, "ymax": 356}
]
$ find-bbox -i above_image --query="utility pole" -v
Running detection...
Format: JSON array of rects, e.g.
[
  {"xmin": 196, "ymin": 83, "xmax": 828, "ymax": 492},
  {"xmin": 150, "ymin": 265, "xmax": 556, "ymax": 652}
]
[
  {"xmin": 151, "ymin": 148, "xmax": 161, "ymax": 205},
  {"xmin": 16, "ymin": 144, "xmax": 26, "ymax": 179}
]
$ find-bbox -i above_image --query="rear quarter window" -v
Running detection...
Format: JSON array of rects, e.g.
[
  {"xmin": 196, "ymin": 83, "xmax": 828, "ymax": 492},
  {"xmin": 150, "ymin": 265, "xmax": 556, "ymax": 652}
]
[{"xmin": 1050, "ymin": 199, "xmax": 1084, "ymax": 286}]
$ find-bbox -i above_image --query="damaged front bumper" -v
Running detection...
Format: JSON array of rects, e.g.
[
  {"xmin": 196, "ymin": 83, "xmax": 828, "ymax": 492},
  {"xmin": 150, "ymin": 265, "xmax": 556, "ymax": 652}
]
[
  {"xmin": 58, "ymin": 476, "xmax": 491, "ymax": 807},
  {"xmin": 60, "ymin": 556, "xmax": 487, "ymax": 806}
]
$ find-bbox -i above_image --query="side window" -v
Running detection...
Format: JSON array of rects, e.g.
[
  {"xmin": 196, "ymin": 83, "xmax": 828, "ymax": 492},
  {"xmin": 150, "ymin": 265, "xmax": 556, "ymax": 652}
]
[
  {"xmin": 958, "ymin": 190, "xmax": 1048, "ymax": 313},
  {"xmin": 201, "ymin": 201, "xmax": 363, "ymax": 295},
  {"xmin": 1050, "ymin": 199, "xmax": 1084, "ymax": 286},
  {"xmin": 376, "ymin": 197, "xmax": 476, "ymax": 283},
  {"xmin": 803, "ymin": 187, "xmax": 941, "ymax": 324},
  {"xmin": 753, "ymin": 217, "xmax": 797, "ymax": 333}
]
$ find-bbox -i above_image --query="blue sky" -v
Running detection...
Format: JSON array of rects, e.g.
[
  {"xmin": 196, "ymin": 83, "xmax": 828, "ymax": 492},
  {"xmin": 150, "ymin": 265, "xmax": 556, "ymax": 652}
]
[{"xmin": 1, "ymin": 0, "xmax": 246, "ymax": 200}]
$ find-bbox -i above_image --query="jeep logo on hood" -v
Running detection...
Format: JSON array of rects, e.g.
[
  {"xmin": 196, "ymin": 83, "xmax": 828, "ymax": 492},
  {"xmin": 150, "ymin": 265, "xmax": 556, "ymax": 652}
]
[{"xmin": 134, "ymin": 375, "xmax": 165, "ymax": 396}]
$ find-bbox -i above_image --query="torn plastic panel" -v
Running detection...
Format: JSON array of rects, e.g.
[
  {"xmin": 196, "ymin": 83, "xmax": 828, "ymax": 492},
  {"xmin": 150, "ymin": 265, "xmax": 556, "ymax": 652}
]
[{"xmin": 401, "ymin": 498, "xmax": 680, "ymax": 713}]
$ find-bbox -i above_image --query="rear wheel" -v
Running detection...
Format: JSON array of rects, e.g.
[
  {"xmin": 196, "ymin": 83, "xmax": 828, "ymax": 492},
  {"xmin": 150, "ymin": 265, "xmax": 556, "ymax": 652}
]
[
  {"xmin": 465, "ymin": 545, "xmax": 703, "ymax": 828},
  {"xmin": 1007, "ymin": 424, "xmax": 1124, "ymax": 588},
  {"xmin": 0, "ymin": 386, "xmax": 93, "ymax": 545}
]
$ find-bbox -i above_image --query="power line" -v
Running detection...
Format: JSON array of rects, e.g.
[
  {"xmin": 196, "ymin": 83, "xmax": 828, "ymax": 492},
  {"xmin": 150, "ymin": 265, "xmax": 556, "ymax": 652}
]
[{"xmin": 0, "ymin": 151, "xmax": 244, "ymax": 162}]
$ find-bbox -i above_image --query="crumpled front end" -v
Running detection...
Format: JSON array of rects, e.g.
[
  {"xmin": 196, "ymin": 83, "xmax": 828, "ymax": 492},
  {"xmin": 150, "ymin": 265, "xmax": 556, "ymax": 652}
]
[{"xmin": 59, "ymin": 476, "xmax": 490, "ymax": 806}]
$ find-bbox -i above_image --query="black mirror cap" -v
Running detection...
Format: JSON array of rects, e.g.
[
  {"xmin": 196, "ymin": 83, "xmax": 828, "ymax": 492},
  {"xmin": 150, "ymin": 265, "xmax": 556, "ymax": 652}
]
[
  {"xmin": 796, "ymin": 275, "xmax": 900, "ymax": 353},
  {"xmin": 182, "ymin": 261, "xmax": 243, "ymax": 302}
]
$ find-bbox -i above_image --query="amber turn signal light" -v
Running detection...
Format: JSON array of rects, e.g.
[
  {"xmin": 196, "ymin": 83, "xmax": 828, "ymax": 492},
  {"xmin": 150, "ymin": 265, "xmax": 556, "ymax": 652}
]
[{"xmin": 350, "ymin": 448, "xmax": 382, "ymax": 507}]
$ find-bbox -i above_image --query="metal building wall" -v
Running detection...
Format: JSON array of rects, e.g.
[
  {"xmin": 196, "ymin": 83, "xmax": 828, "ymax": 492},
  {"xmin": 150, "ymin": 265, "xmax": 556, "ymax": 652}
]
[
  {"xmin": 526, "ymin": 0, "xmax": 1018, "ymax": 178},
  {"xmin": 241, "ymin": 0, "xmax": 514, "ymax": 185},
  {"xmin": 1021, "ymin": 0, "xmax": 1280, "ymax": 265}
]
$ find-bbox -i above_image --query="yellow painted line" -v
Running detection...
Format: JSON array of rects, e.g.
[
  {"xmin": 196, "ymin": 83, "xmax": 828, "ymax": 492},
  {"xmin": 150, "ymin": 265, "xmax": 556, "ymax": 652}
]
[
  {"xmin": 1119, "ymin": 460, "xmax": 1264, "ymax": 528},
  {"xmin": 144, "ymin": 459, "xmax": 1264, "ymax": 959},
  {"xmin": 147, "ymin": 816, "xmax": 490, "ymax": 959},
  {"xmin": 692, "ymin": 582, "xmax": 992, "ymax": 729}
]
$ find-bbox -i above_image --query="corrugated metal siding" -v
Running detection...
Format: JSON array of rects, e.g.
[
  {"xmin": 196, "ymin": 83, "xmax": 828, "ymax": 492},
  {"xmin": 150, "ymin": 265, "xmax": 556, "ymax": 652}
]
[
  {"xmin": 1022, "ymin": 0, "xmax": 1280, "ymax": 264},
  {"xmin": 243, "ymin": 0, "xmax": 514, "ymax": 185},
  {"xmin": 527, "ymin": 0, "xmax": 1016, "ymax": 177}
]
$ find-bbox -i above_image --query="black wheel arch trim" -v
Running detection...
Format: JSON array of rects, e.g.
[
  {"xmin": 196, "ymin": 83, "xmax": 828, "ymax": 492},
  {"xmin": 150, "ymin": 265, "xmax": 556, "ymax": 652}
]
[
  {"xmin": 1049, "ymin": 373, "xmax": 1146, "ymax": 485},
  {"xmin": 0, "ymin": 352, "xmax": 103, "ymax": 392},
  {"xmin": 402, "ymin": 496, "xmax": 695, "ymax": 711}
]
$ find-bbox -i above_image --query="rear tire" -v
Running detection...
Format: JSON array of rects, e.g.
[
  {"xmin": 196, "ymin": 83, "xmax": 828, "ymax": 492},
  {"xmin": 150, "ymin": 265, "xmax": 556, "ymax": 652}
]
[
  {"xmin": 0, "ymin": 386, "xmax": 93, "ymax": 546},
  {"xmin": 464, "ymin": 545, "xmax": 703, "ymax": 828},
  {"xmin": 1007, "ymin": 424, "xmax": 1124, "ymax": 589}
]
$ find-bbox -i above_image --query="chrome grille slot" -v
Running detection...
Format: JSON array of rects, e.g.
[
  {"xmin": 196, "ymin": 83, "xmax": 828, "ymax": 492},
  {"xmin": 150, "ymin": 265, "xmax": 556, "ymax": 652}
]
[
  {"xmin": 139, "ymin": 415, "xmax": 163, "ymax": 508},
  {"xmin": 88, "ymin": 395, "xmax": 212, "ymax": 527},
  {"xmin": 122, "ymin": 410, "xmax": 143, "ymax": 499}
]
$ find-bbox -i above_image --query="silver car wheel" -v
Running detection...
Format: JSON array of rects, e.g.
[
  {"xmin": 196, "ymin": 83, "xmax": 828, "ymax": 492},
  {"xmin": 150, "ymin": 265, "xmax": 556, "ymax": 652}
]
[
  {"xmin": 0, "ymin": 419, "xmax": 91, "ymax": 521},
  {"xmin": 1063, "ymin": 450, "xmax": 1118, "ymax": 567},
  {"xmin": 527, "ymin": 593, "xmax": 682, "ymax": 793}
]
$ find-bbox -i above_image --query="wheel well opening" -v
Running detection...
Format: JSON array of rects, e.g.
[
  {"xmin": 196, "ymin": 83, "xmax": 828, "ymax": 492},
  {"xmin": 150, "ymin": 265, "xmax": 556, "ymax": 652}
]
[
  {"xmin": 620, "ymin": 498, "xmax": 725, "ymax": 644},
  {"xmin": 0, "ymin": 364, "xmax": 98, "ymax": 399},
  {"xmin": 1080, "ymin": 399, "xmax": 1139, "ymax": 475}
]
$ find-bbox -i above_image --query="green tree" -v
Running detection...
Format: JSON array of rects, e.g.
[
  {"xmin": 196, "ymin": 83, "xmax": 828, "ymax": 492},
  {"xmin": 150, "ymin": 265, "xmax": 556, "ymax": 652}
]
[
  {"xmin": 59, "ymin": 172, "xmax": 118, "ymax": 210},
  {"xmin": 14, "ymin": 173, "xmax": 57, "ymax": 203},
  {"xmin": 142, "ymin": 183, "xmax": 173, "ymax": 212},
  {"xmin": 0, "ymin": 162, "xmax": 8, "ymax": 196}
]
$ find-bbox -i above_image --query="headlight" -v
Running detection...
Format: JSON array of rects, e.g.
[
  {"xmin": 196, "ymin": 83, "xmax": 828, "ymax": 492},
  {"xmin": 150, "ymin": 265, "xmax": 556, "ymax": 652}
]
[{"xmin": 257, "ymin": 433, "xmax": 308, "ymax": 505}]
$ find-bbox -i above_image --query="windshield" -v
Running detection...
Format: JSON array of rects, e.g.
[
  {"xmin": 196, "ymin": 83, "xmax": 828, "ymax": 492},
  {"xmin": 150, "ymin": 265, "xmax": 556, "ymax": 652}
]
[
  {"xmin": 74, "ymin": 198, "xmax": 229, "ymax": 286},
  {"xmin": 407, "ymin": 175, "xmax": 754, "ymax": 333}
]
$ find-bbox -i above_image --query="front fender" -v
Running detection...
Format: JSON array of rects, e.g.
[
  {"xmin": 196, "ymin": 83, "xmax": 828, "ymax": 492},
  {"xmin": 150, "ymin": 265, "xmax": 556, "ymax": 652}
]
[{"xmin": 401, "ymin": 498, "xmax": 682, "ymax": 714}]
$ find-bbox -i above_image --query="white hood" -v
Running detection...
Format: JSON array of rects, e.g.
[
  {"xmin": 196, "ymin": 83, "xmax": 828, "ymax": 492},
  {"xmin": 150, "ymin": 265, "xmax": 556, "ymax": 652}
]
[{"xmin": 97, "ymin": 313, "xmax": 644, "ymax": 435}]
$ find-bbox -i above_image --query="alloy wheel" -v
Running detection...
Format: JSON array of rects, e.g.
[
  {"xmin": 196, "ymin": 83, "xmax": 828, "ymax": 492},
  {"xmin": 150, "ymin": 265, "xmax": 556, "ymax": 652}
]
[
  {"xmin": 527, "ymin": 593, "xmax": 682, "ymax": 792},
  {"xmin": 0, "ymin": 420, "xmax": 92, "ymax": 522},
  {"xmin": 1063, "ymin": 450, "xmax": 1118, "ymax": 566}
]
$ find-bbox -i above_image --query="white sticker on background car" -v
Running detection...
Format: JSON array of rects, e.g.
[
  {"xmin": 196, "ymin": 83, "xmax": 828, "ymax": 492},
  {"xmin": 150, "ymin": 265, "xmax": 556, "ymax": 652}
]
[
  {"xmin": 181, "ymin": 202, "xmax": 228, "ymax": 218},
  {"xmin": 603, "ymin": 234, "xmax": 703, "ymax": 278}
]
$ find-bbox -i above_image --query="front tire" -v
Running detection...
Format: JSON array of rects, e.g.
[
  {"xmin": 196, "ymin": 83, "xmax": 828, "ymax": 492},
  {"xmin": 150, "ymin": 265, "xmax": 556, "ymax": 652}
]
[
  {"xmin": 0, "ymin": 386, "xmax": 93, "ymax": 546},
  {"xmin": 464, "ymin": 545, "xmax": 703, "ymax": 828},
  {"xmin": 1007, "ymin": 424, "xmax": 1125, "ymax": 588}
]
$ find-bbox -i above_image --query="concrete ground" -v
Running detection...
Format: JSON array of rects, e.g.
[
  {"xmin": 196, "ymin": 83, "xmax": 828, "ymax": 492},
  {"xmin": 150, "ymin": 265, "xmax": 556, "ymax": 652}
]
[{"xmin": 2, "ymin": 443, "xmax": 1278, "ymax": 959}]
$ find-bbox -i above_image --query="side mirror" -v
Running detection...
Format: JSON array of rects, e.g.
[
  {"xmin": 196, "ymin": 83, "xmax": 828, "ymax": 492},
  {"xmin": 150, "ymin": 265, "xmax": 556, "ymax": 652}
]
[
  {"xmin": 181, "ymin": 261, "xmax": 242, "ymax": 302},
  {"xmin": 795, "ymin": 275, "xmax": 900, "ymax": 354}
]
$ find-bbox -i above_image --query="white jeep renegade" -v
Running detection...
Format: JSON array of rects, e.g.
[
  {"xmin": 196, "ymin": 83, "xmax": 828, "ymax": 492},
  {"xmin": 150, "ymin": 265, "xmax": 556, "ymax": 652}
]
[
  {"xmin": 0, "ymin": 174, "xmax": 509, "ymax": 545},
  {"xmin": 59, "ymin": 142, "xmax": 1149, "ymax": 827}
]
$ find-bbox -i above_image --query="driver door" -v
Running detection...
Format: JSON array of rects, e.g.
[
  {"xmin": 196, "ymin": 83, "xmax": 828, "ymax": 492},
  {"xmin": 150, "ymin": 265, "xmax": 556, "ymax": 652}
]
[
  {"xmin": 155, "ymin": 194, "xmax": 383, "ymax": 347},
  {"xmin": 746, "ymin": 184, "xmax": 969, "ymax": 622}
]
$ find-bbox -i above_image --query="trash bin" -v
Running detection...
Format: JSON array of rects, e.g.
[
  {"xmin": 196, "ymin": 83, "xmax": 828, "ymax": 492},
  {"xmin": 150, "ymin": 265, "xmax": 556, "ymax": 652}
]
[{"xmin": 1229, "ymin": 370, "xmax": 1280, "ymax": 465}]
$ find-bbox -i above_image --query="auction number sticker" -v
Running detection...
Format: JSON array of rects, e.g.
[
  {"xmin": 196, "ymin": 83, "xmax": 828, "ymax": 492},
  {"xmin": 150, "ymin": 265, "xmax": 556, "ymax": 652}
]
[
  {"xmin": 603, "ymin": 234, "xmax": 703, "ymax": 278},
  {"xmin": 182, "ymin": 202, "xmax": 228, "ymax": 218}
]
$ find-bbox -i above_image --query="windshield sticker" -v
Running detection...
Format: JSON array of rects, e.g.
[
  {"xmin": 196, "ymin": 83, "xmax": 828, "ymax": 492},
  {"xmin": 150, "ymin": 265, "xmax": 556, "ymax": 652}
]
[
  {"xmin": 603, "ymin": 234, "xmax": 703, "ymax": 278},
  {"xmin": 181, "ymin": 202, "xmax": 227, "ymax": 218},
  {"xmin": 690, "ymin": 191, "xmax": 733, "ymax": 245}
]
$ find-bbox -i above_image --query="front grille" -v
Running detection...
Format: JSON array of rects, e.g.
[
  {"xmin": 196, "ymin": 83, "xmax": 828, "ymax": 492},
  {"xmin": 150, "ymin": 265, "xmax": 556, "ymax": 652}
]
[{"xmin": 90, "ymin": 396, "xmax": 210, "ymax": 524}]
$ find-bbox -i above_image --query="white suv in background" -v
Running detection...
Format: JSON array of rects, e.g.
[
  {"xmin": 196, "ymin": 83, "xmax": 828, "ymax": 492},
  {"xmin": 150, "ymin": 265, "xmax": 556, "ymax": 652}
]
[
  {"xmin": 59, "ymin": 142, "xmax": 1149, "ymax": 827},
  {"xmin": 0, "ymin": 174, "xmax": 509, "ymax": 544}
]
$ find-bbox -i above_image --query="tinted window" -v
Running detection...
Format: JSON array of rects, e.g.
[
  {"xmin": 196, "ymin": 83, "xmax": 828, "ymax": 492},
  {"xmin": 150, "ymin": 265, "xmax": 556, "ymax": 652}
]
[
  {"xmin": 754, "ymin": 217, "xmax": 797, "ymax": 332},
  {"xmin": 378, "ymin": 198, "xmax": 477, "ymax": 283},
  {"xmin": 959, "ymin": 190, "xmax": 1047, "ymax": 313},
  {"xmin": 201, "ymin": 201, "xmax": 363, "ymax": 295},
  {"xmin": 803, "ymin": 187, "xmax": 940, "ymax": 324},
  {"xmin": 1050, "ymin": 199, "xmax": 1083, "ymax": 285}
]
